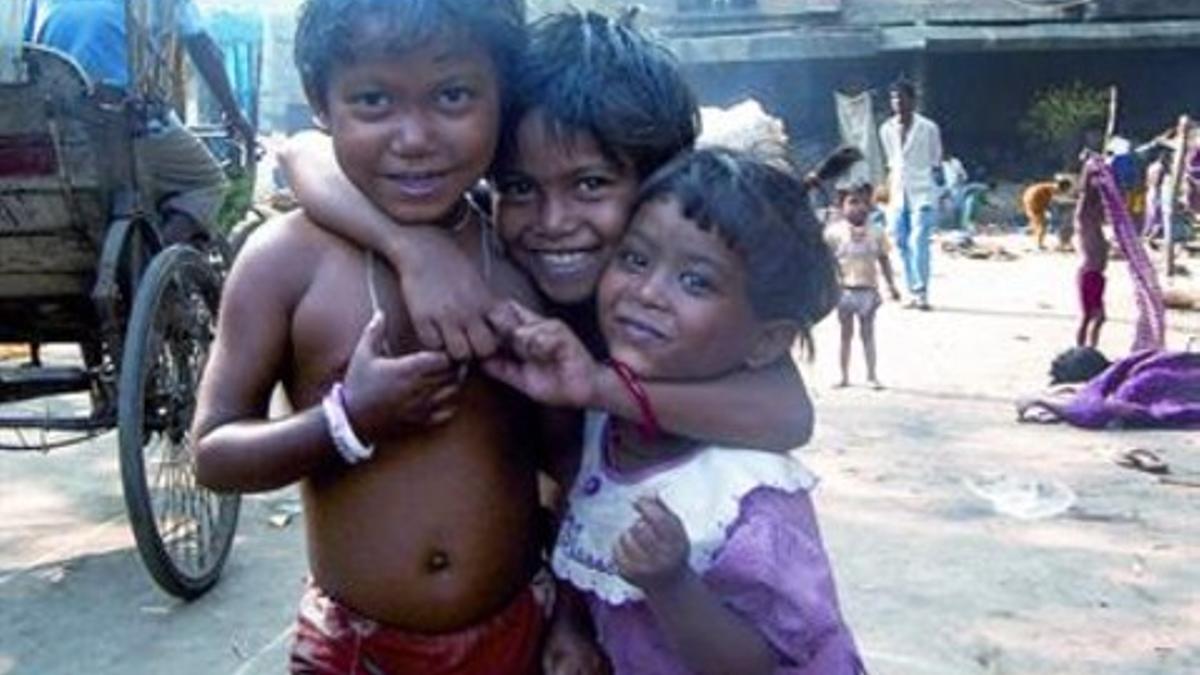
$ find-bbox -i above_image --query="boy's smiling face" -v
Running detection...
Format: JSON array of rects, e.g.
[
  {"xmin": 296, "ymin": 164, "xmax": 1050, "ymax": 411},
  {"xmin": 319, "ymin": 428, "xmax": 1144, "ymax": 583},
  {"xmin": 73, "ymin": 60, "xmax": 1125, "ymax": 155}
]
[
  {"xmin": 495, "ymin": 110, "xmax": 640, "ymax": 305},
  {"xmin": 320, "ymin": 34, "xmax": 500, "ymax": 226},
  {"xmin": 597, "ymin": 195, "xmax": 763, "ymax": 380}
]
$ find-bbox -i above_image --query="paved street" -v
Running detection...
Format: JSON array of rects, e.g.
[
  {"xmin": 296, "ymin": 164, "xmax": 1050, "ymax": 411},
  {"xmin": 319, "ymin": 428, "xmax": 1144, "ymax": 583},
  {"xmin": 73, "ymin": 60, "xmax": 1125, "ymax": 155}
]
[{"xmin": 0, "ymin": 402, "xmax": 304, "ymax": 674}]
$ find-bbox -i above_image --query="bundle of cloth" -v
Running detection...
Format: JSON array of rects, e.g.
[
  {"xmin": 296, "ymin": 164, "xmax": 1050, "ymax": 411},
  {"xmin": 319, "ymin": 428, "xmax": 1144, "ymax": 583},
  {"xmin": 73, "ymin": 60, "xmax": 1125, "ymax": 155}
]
[
  {"xmin": 1019, "ymin": 349, "xmax": 1200, "ymax": 430},
  {"xmin": 1016, "ymin": 158, "xmax": 1200, "ymax": 430},
  {"xmin": 698, "ymin": 99, "xmax": 790, "ymax": 167},
  {"xmin": 1085, "ymin": 155, "xmax": 1167, "ymax": 353},
  {"xmin": 698, "ymin": 98, "xmax": 862, "ymax": 207}
]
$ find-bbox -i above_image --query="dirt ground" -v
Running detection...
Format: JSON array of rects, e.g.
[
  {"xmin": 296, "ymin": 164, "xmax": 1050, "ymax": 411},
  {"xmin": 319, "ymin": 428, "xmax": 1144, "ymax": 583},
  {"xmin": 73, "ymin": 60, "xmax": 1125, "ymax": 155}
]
[
  {"xmin": 1, "ymin": 232, "xmax": 1197, "ymax": 674},
  {"xmin": 803, "ymin": 233, "xmax": 1199, "ymax": 675}
]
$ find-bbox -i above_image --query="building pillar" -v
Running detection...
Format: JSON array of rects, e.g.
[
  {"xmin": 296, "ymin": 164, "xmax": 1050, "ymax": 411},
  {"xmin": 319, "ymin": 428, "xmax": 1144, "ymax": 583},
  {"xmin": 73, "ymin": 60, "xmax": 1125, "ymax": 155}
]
[{"xmin": 913, "ymin": 49, "xmax": 932, "ymax": 115}]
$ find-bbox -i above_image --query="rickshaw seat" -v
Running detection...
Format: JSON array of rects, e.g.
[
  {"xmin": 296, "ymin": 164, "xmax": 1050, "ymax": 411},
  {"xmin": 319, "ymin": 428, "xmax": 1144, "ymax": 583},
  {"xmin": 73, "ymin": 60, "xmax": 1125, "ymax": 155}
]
[{"xmin": 0, "ymin": 45, "xmax": 140, "ymax": 340}]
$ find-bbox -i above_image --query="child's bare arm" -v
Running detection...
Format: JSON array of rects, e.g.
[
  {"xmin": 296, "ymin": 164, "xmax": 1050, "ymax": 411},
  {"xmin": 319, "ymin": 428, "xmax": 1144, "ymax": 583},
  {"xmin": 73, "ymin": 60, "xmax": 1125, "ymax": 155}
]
[
  {"xmin": 279, "ymin": 131, "xmax": 498, "ymax": 359},
  {"xmin": 190, "ymin": 225, "xmax": 326, "ymax": 492},
  {"xmin": 1075, "ymin": 162, "xmax": 1109, "ymax": 265},
  {"xmin": 878, "ymin": 252, "xmax": 901, "ymax": 300},
  {"xmin": 192, "ymin": 225, "xmax": 457, "ymax": 493},
  {"xmin": 618, "ymin": 497, "xmax": 777, "ymax": 675},
  {"xmin": 487, "ymin": 304, "xmax": 813, "ymax": 452},
  {"xmin": 596, "ymin": 361, "xmax": 813, "ymax": 451}
]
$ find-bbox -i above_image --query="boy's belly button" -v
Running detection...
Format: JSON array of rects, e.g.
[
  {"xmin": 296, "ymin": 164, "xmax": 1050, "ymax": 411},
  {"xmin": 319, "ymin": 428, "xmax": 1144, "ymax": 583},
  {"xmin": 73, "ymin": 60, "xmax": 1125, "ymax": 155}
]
[{"xmin": 426, "ymin": 550, "xmax": 451, "ymax": 573}]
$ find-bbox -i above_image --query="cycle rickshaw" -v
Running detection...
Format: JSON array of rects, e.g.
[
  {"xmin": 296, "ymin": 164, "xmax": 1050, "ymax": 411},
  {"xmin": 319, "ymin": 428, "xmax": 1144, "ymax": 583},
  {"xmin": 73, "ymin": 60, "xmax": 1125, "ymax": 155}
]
[{"xmin": 0, "ymin": 0, "xmax": 256, "ymax": 599}]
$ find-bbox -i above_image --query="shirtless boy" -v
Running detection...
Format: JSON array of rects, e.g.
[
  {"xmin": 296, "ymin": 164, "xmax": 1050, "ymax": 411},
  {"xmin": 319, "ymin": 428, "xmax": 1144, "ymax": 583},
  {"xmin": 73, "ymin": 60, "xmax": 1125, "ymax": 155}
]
[
  {"xmin": 1075, "ymin": 161, "xmax": 1109, "ymax": 348},
  {"xmin": 190, "ymin": 1, "xmax": 549, "ymax": 672}
]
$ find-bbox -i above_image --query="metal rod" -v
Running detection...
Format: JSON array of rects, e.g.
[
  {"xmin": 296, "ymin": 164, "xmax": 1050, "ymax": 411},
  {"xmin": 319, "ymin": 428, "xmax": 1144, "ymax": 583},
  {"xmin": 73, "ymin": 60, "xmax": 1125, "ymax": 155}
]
[
  {"xmin": 1165, "ymin": 115, "xmax": 1191, "ymax": 279},
  {"xmin": 0, "ymin": 433, "xmax": 102, "ymax": 452},
  {"xmin": 0, "ymin": 412, "xmax": 112, "ymax": 431},
  {"xmin": 1102, "ymin": 85, "xmax": 1118, "ymax": 153}
]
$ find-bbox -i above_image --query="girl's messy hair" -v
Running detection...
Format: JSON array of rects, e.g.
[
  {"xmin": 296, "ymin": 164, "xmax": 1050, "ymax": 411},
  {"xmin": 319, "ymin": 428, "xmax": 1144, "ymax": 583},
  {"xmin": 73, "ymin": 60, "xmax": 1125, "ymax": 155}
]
[
  {"xmin": 500, "ymin": 9, "xmax": 699, "ymax": 179},
  {"xmin": 634, "ymin": 147, "xmax": 847, "ymax": 359}
]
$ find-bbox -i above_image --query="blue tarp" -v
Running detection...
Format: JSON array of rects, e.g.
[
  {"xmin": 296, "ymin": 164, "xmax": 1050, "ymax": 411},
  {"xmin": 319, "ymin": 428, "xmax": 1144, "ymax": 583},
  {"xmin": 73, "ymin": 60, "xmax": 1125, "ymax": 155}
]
[{"xmin": 206, "ymin": 9, "xmax": 261, "ymax": 122}]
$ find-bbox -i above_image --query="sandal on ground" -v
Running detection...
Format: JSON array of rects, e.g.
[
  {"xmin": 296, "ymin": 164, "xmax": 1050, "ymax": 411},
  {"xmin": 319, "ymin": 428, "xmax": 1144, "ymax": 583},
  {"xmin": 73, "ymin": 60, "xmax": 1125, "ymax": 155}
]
[
  {"xmin": 1016, "ymin": 398, "xmax": 1060, "ymax": 424},
  {"xmin": 1114, "ymin": 448, "xmax": 1170, "ymax": 475}
]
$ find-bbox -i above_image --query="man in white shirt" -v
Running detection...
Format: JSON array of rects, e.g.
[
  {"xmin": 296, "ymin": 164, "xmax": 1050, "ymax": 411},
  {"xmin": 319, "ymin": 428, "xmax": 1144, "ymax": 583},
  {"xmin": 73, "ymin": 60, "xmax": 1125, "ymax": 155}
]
[{"xmin": 879, "ymin": 79, "xmax": 942, "ymax": 310}]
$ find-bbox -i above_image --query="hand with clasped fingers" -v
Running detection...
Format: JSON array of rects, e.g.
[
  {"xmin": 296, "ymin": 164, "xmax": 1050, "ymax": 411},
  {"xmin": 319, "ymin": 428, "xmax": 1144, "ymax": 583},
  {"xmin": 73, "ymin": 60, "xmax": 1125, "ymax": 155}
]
[
  {"xmin": 482, "ymin": 301, "xmax": 600, "ymax": 409},
  {"xmin": 341, "ymin": 311, "xmax": 463, "ymax": 443},
  {"xmin": 390, "ymin": 227, "xmax": 503, "ymax": 361},
  {"xmin": 277, "ymin": 131, "xmax": 503, "ymax": 362},
  {"xmin": 614, "ymin": 496, "xmax": 691, "ymax": 594}
]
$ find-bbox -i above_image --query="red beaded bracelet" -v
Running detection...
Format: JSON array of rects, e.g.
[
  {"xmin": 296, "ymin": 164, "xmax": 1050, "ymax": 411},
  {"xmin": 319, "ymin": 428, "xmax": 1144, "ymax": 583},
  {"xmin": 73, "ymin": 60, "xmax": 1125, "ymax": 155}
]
[{"xmin": 608, "ymin": 359, "xmax": 661, "ymax": 441}]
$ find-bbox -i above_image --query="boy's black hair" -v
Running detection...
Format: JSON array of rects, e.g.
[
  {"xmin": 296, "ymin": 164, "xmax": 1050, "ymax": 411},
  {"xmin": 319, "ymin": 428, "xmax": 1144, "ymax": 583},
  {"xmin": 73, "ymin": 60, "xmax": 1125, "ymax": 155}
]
[
  {"xmin": 294, "ymin": 0, "xmax": 526, "ymax": 120},
  {"xmin": 1050, "ymin": 346, "xmax": 1111, "ymax": 384},
  {"xmin": 837, "ymin": 181, "xmax": 873, "ymax": 205},
  {"xmin": 633, "ymin": 148, "xmax": 841, "ymax": 357},
  {"xmin": 502, "ymin": 10, "xmax": 699, "ymax": 179},
  {"xmin": 890, "ymin": 78, "xmax": 917, "ymax": 100}
]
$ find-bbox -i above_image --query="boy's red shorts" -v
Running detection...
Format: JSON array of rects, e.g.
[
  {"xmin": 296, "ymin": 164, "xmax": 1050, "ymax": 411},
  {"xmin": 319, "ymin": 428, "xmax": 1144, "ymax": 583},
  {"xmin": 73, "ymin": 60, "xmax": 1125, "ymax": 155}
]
[
  {"xmin": 1078, "ymin": 268, "xmax": 1107, "ymax": 319},
  {"xmin": 290, "ymin": 580, "xmax": 548, "ymax": 674}
]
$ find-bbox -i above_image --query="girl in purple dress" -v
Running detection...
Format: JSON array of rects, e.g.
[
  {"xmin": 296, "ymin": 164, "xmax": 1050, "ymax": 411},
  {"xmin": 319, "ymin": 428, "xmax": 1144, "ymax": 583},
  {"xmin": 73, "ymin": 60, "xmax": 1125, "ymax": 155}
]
[{"xmin": 487, "ymin": 148, "xmax": 864, "ymax": 674}]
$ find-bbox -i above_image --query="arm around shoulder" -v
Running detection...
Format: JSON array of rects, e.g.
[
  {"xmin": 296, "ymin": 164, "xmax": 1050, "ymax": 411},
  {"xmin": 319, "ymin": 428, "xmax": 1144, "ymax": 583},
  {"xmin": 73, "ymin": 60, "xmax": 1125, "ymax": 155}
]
[
  {"xmin": 279, "ymin": 131, "xmax": 454, "ymax": 273},
  {"xmin": 278, "ymin": 132, "xmax": 403, "ymax": 259},
  {"xmin": 279, "ymin": 132, "xmax": 498, "ymax": 357}
]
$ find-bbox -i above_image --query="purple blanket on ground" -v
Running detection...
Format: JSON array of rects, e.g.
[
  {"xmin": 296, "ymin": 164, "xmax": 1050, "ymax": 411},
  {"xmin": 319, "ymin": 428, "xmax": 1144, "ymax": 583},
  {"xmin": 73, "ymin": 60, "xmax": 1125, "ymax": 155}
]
[{"xmin": 1048, "ymin": 350, "xmax": 1200, "ymax": 429}]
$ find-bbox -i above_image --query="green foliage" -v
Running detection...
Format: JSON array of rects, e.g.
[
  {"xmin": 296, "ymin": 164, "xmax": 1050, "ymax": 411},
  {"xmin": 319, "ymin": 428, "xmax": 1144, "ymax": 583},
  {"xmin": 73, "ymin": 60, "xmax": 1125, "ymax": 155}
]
[
  {"xmin": 1021, "ymin": 82, "xmax": 1109, "ymax": 168},
  {"xmin": 216, "ymin": 171, "xmax": 254, "ymax": 235}
]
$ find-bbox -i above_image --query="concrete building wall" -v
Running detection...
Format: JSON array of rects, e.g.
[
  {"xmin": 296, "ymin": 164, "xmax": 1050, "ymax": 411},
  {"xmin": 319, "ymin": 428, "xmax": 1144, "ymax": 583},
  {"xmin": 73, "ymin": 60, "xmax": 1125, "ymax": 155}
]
[
  {"xmin": 215, "ymin": 0, "xmax": 1200, "ymax": 180},
  {"xmin": 600, "ymin": 0, "xmax": 1200, "ymax": 180},
  {"xmin": 681, "ymin": 44, "xmax": 1200, "ymax": 180}
]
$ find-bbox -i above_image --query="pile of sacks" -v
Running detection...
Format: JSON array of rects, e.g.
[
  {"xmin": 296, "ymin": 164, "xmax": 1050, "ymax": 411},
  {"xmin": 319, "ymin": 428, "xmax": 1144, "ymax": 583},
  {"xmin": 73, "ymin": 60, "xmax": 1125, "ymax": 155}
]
[{"xmin": 0, "ymin": 345, "xmax": 30, "ymax": 361}]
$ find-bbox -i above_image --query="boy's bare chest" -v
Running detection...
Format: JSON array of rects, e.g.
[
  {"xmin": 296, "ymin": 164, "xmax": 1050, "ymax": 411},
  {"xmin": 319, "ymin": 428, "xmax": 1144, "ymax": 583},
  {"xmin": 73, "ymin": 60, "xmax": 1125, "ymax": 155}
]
[{"xmin": 288, "ymin": 253, "xmax": 418, "ymax": 403}]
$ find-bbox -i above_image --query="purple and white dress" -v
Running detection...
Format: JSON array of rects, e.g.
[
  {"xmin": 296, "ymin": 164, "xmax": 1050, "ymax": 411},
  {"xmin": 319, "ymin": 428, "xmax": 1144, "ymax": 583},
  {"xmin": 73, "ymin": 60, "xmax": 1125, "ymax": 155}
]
[{"xmin": 552, "ymin": 414, "xmax": 864, "ymax": 674}]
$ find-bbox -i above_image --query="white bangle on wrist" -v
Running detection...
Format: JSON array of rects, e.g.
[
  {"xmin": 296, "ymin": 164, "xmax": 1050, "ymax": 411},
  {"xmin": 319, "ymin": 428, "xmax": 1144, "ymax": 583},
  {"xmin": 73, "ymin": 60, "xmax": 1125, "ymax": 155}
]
[{"xmin": 321, "ymin": 382, "xmax": 374, "ymax": 465}]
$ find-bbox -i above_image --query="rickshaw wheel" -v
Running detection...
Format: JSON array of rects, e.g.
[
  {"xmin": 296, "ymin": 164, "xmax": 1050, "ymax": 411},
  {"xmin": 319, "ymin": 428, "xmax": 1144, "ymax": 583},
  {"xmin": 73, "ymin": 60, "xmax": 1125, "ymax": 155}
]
[{"xmin": 118, "ymin": 245, "xmax": 240, "ymax": 599}]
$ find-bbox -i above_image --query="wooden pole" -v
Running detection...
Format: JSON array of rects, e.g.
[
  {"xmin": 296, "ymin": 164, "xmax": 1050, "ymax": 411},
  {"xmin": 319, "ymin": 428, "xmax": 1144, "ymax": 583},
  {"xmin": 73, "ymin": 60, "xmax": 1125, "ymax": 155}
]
[
  {"xmin": 1103, "ymin": 85, "xmax": 1119, "ymax": 153},
  {"xmin": 1164, "ymin": 115, "xmax": 1191, "ymax": 279}
]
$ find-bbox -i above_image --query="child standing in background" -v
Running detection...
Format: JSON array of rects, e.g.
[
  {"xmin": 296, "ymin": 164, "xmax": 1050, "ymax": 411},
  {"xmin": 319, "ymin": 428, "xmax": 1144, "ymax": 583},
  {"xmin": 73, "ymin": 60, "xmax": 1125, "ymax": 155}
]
[
  {"xmin": 1075, "ymin": 163, "xmax": 1109, "ymax": 348},
  {"xmin": 829, "ymin": 183, "xmax": 901, "ymax": 389}
]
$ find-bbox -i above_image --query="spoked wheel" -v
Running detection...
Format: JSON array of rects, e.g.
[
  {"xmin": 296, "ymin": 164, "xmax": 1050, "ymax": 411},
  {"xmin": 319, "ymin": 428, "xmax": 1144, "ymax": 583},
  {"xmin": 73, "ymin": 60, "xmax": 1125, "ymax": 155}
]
[{"xmin": 118, "ymin": 245, "xmax": 240, "ymax": 599}]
